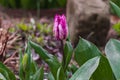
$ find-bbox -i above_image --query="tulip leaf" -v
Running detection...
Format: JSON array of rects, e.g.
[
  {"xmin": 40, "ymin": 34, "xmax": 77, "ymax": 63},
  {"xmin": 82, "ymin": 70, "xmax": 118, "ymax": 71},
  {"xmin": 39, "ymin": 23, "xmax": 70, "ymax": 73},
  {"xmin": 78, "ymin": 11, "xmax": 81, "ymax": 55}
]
[
  {"xmin": 74, "ymin": 38, "xmax": 101, "ymax": 65},
  {"xmin": 22, "ymin": 53, "xmax": 29, "ymax": 71},
  {"xmin": 19, "ymin": 50, "xmax": 25, "ymax": 80},
  {"xmin": 57, "ymin": 66, "xmax": 66, "ymax": 80},
  {"xmin": 70, "ymin": 56, "xmax": 100, "ymax": 80},
  {"xmin": 0, "ymin": 62, "xmax": 16, "ymax": 80},
  {"xmin": 29, "ymin": 41, "xmax": 61, "ymax": 80},
  {"xmin": 0, "ymin": 73, "xmax": 6, "ymax": 80},
  {"xmin": 30, "ymin": 60, "xmax": 38, "ymax": 75},
  {"xmin": 110, "ymin": 1, "xmax": 120, "ymax": 17},
  {"xmin": 105, "ymin": 39, "xmax": 120, "ymax": 79},
  {"xmin": 63, "ymin": 41, "xmax": 73, "ymax": 71},
  {"xmin": 48, "ymin": 72, "xmax": 55, "ymax": 80},
  {"xmin": 0, "ymin": 68, "xmax": 9, "ymax": 80},
  {"xmin": 32, "ymin": 67, "xmax": 44, "ymax": 80},
  {"xmin": 46, "ymin": 56, "xmax": 61, "ymax": 80},
  {"xmin": 74, "ymin": 38, "xmax": 115, "ymax": 80},
  {"xmin": 29, "ymin": 41, "xmax": 52, "ymax": 60},
  {"xmin": 70, "ymin": 65, "xmax": 78, "ymax": 74},
  {"xmin": 24, "ymin": 42, "xmax": 32, "ymax": 80}
]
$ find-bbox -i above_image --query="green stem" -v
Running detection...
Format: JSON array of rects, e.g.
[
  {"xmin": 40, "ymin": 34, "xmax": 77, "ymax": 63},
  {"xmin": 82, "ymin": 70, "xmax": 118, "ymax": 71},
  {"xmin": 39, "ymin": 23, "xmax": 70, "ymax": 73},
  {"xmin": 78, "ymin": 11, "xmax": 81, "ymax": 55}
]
[{"xmin": 60, "ymin": 40, "xmax": 65, "ymax": 71}]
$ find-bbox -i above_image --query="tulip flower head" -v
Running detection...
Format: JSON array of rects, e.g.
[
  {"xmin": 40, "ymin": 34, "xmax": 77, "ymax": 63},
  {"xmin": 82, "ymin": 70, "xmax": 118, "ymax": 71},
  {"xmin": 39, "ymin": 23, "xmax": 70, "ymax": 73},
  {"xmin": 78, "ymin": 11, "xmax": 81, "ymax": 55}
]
[{"xmin": 53, "ymin": 14, "xmax": 68, "ymax": 40}]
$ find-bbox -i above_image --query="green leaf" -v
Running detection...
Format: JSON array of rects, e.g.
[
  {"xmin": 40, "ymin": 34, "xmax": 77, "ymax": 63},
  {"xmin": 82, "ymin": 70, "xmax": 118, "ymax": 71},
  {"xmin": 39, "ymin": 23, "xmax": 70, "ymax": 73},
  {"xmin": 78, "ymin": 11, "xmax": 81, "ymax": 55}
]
[
  {"xmin": 63, "ymin": 41, "xmax": 73, "ymax": 71},
  {"xmin": 48, "ymin": 72, "xmax": 55, "ymax": 80},
  {"xmin": 32, "ymin": 67, "xmax": 44, "ymax": 80},
  {"xmin": 74, "ymin": 38, "xmax": 101, "ymax": 65},
  {"xmin": 0, "ymin": 68, "xmax": 9, "ymax": 80},
  {"xmin": 19, "ymin": 50, "xmax": 24, "ymax": 80},
  {"xmin": 57, "ymin": 66, "xmax": 66, "ymax": 80},
  {"xmin": 29, "ymin": 41, "xmax": 52, "ymax": 61},
  {"xmin": 113, "ymin": 22, "xmax": 120, "ymax": 34},
  {"xmin": 18, "ymin": 23, "xmax": 28, "ymax": 31},
  {"xmin": 19, "ymin": 42, "xmax": 32, "ymax": 80},
  {"xmin": 105, "ymin": 39, "xmax": 120, "ymax": 79},
  {"xmin": 30, "ymin": 60, "xmax": 38, "ymax": 75},
  {"xmin": 0, "ymin": 73, "xmax": 6, "ymax": 80},
  {"xmin": 70, "ymin": 65, "xmax": 78, "ymax": 74},
  {"xmin": 29, "ymin": 41, "xmax": 61, "ymax": 80},
  {"xmin": 19, "ymin": 63, "xmax": 24, "ymax": 80},
  {"xmin": 74, "ymin": 38, "xmax": 115, "ymax": 80},
  {"xmin": 24, "ymin": 42, "xmax": 32, "ymax": 80},
  {"xmin": 22, "ymin": 53, "xmax": 29, "ymax": 71},
  {"xmin": 110, "ymin": 1, "xmax": 120, "ymax": 17},
  {"xmin": 0, "ymin": 62, "xmax": 16, "ymax": 80},
  {"xmin": 111, "ymin": 0, "xmax": 120, "ymax": 8},
  {"xmin": 46, "ymin": 56, "xmax": 61, "ymax": 80},
  {"xmin": 70, "ymin": 57, "xmax": 100, "ymax": 80}
]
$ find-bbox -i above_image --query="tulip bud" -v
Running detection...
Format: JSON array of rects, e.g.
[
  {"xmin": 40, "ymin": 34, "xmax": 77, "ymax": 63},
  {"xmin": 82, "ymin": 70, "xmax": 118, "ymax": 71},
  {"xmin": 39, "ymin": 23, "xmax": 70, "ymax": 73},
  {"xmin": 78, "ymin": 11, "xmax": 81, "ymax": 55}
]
[
  {"xmin": 22, "ymin": 53, "xmax": 28, "ymax": 71},
  {"xmin": 53, "ymin": 14, "xmax": 68, "ymax": 40}
]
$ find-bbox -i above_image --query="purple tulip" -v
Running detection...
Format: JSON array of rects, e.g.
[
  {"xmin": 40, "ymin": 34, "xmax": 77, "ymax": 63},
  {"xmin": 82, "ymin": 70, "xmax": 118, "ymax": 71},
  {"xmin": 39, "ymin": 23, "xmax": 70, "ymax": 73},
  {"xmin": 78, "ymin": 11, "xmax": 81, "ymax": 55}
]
[{"xmin": 53, "ymin": 14, "xmax": 68, "ymax": 40}]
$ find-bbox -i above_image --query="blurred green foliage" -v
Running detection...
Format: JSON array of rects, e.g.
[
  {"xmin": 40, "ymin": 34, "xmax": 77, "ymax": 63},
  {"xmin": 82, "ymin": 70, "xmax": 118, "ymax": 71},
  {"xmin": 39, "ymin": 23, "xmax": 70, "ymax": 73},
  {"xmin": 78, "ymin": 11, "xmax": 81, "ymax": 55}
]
[
  {"xmin": 0, "ymin": 0, "xmax": 66, "ymax": 9},
  {"xmin": 111, "ymin": 0, "xmax": 120, "ymax": 8},
  {"xmin": 110, "ymin": 0, "xmax": 120, "ymax": 17},
  {"xmin": 9, "ymin": 18, "xmax": 52, "ymax": 46},
  {"xmin": 113, "ymin": 22, "xmax": 120, "ymax": 34}
]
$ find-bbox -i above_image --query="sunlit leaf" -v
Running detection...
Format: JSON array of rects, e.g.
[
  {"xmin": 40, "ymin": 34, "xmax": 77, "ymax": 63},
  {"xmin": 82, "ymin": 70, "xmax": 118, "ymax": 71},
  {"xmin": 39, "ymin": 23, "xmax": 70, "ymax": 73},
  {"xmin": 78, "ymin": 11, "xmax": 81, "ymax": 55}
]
[
  {"xmin": 105, "ymin": 39, "xmax": 120, "ymax": 79},
  {"xmin": 74, "ymin": 38, "xmax": 115, "ymax": 80},
  {"xmin": 70, "ymin": 57, "xmax": 100, "ymax": 80}
]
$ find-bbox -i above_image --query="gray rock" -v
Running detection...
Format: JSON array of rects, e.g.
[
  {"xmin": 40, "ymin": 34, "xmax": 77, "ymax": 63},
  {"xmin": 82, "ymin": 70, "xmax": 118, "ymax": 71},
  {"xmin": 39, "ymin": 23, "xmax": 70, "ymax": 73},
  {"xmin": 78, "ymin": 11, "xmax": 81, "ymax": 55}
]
[{"xmin": 67, "ymin": 0, "xmax": 110, "ymax": 46}]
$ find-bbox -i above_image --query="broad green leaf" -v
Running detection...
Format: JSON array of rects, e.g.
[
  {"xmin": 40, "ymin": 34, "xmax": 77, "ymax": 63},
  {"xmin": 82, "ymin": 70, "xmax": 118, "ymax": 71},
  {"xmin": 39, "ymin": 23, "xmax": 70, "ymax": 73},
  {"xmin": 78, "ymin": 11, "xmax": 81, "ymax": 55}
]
[
  {"xmin": 63, "ymin": 41, "xmax": 73, "ymax": 71},
  {"xmin": 0, "ymin": 68, "xmax": 9, "ymax": 80},
  {"xmin": 92, "ymin": 56, "xmax": 115, "ymax": 80},
  {"xmin": 70, "ymin": 65, "xmax": 78, "ymax": 74},
  {"xmin": 29, "ymin": 41, "xmax": 52, "ymax": 61},
  {"xmin": 111, "ymin": 0, "xmax": 120, "ymax": 8},
  {"xmin": 70, "ymin": 57, "xmax": 100, "ymax": 80},
  {"xmin": 110, "ymin": 1, "xmax": 120, "ymax": 17},
  {"xmin": 30, "ymin": 41, "xmax": 61, "ymax": 80},
  {"xmin": 74, "ymin": 38, "xmax": 101, "ymax": 65},
  {"xmin": 48, "ymin": 72, "xmax": 55, "ymax": 80},
  {"xmin": 0, "ymin": 73, "xmax": 6, "ymax": 80},
  {"xmin": 74, "ymin": 38, "xmax": 115, "ymax": 80},
  {"xmin": 46, "ymin": 56, "xmax": 61, "ymax": 80},
  {"xmin": 105, "ymin": 39, "xmax": 120, "ymax": 79},
  {"xmin": 0, "ymin": 62, "xmax": 16, "ymax": 80},
  {"xmin": 57, "ymin": 66, "xmax": 66, "ymax": 80},
  {"xmin": 32, "ymin": 67, "xmax": 44, "ymax": 80}
]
